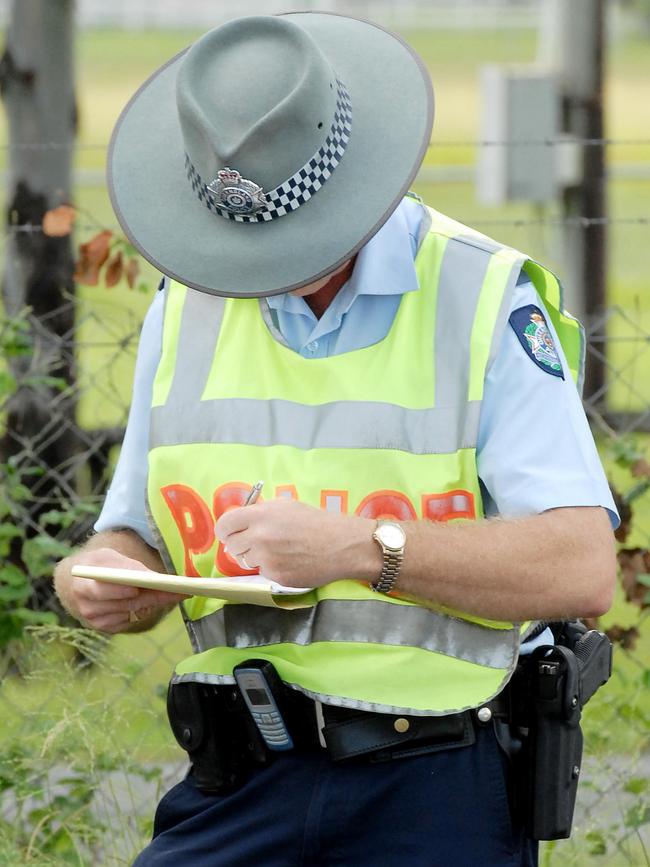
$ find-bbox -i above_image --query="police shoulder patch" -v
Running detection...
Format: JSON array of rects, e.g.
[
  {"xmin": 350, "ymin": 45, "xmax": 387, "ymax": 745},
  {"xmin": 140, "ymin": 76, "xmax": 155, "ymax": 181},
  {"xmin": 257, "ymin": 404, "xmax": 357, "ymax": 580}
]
[{"xmin": 508, "ymin": 304, "xmax": 564, "ymax": 379}]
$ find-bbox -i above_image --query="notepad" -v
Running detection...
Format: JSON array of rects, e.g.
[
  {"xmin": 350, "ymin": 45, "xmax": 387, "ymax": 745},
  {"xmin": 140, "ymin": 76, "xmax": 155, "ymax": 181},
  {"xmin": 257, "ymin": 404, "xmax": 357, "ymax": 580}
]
[{"xmin": 71, "ymin": 565, "xmax": 314, "ymax": 609}]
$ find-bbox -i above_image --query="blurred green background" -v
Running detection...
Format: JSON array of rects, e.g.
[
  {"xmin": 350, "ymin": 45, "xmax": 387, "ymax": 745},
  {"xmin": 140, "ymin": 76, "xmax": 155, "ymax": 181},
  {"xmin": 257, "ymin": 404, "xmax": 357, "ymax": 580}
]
[{"xmin": 1, "ymin": 13, "xmax": 649, "ymax": 867}]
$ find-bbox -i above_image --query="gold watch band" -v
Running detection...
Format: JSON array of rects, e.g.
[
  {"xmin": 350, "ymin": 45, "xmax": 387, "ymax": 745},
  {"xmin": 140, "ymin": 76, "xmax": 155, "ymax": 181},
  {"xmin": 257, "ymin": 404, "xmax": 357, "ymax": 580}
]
[{"xmin": 372, "ymin": 548, "xmax": 404, "ymax": 593}]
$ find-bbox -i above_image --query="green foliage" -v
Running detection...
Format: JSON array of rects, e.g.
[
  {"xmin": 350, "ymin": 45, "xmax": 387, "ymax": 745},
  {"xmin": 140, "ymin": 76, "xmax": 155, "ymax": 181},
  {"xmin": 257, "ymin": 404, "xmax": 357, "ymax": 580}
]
[
  {"xmin": 21, "ymin": 536, "xmax": 75, "ymax": 580},
  {"xmin": 0, "ymin": 474, "xmax": 60, "ymax": 655},
  {"xmin": 0, "ymin": 626, "xmax": 172, "ymax": 865},
  {"xmin": 0, "ymin": 312, "xmax": 100, "ymax": 655},
  {"xmin": 586, "ymin": 831, "xmax": 607, "ymax": 856},
  {"xmin": 0, "ymin": 312, "xmax": 32, "ymax": 359},
  {"xmin": 0, "ymin": 457, "xmax": 63, "ymax": 652},
  {"xmin": 540, "ymin": 648, "xmax": 650, "ymax": 865},
  {"xmin": 610, "ymin": 437, "xmax": 647, "ymax": 469},
  {"xmin": 539, "ymin": 434, "xmax": 650, "ymax": 866}
]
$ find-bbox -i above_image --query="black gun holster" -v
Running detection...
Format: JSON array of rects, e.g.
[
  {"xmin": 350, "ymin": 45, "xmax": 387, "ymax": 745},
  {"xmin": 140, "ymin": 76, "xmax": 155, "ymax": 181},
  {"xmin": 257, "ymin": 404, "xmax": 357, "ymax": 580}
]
[
  {"xmin": 508, "ymin": 625, "xmax": 612, "ymax": 840},
  {"xmin": 167, "ymin": 680, "xmax": 268, "ymax": 794}
]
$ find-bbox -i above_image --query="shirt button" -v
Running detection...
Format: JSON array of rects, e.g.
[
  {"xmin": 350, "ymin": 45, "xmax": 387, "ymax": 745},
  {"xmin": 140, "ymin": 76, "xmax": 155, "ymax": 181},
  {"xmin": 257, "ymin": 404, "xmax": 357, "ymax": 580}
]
[{"xmin": 307, "ymin": 341, "xmax": 318, "ymax": 353}]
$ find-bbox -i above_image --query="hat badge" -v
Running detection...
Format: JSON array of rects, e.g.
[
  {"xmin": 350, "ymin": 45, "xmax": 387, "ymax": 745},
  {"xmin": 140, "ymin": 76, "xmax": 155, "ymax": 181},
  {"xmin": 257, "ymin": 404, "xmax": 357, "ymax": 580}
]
[{"xmin": 207, "ymin": 168, "xmax": 267, "ymax": 215}]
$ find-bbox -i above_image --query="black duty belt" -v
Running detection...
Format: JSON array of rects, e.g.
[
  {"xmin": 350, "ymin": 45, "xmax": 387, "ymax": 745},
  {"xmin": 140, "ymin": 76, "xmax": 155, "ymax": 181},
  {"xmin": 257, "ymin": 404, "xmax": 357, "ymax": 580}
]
[
  {"xmin": 167, "ymin": 677, "xmax": 511, "ymax": 794},
  {"xmin": 235, "ymin": 680, "xmax": 508, "ymax": 762},
  {"xmin": 168, "ymin": 625, "xmax": 613, "ymax": 841}
]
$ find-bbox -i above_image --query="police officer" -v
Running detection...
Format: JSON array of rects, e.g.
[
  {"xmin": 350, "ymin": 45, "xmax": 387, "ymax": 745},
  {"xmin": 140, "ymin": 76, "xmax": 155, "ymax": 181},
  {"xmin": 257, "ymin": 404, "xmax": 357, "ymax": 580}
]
[{"xmin": 54, "ymin": 13, "xmax": 619, "ymax": 866}]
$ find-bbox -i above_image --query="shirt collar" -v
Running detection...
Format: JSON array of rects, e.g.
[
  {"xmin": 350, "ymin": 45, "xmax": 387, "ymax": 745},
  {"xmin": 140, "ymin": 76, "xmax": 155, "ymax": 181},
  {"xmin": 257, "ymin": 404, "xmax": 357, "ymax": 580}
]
[{"xmin": 267, "ymin": 198, "xmax": 422, "ymax": 317}]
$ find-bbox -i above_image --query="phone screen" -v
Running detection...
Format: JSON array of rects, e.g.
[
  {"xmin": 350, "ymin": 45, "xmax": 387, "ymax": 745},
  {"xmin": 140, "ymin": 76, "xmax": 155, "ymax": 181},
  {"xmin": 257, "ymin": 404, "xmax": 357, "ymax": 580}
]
[{"xmin": 246, "ymin": 687, "xmax": 271, "ymax": 706}]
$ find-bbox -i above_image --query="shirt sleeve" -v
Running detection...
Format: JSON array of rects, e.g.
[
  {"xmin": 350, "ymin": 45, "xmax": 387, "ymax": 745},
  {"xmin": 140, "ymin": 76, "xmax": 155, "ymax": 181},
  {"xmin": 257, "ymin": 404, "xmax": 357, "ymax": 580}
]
[
  {"xmin": 93, "ymin": 290, "xmax": 164, "ymax": 547},
  {"xmin": 477, "ymin": 278, "xmax": 619, "ymax": 528}
]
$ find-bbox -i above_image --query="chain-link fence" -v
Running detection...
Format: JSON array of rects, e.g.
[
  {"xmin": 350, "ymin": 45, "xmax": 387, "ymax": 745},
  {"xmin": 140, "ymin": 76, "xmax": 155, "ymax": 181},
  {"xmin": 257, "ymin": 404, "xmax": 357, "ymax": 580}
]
[{"xmin": 0, "ymin": 7, "xmax": 649, "ymax": 859}]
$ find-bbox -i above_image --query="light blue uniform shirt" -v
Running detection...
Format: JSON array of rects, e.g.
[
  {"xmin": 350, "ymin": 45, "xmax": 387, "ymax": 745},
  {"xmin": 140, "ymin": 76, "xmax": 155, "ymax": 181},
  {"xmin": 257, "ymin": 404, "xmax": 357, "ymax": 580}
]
[{"xmin": 96, "ymin": 198, "xmax": 618, "ymax": 650}]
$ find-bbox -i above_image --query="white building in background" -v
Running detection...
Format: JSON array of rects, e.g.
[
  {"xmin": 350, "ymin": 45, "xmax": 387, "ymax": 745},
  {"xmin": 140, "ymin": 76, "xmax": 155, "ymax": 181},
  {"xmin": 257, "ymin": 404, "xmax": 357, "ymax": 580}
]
[
  {"xmin": 0, "ymin": 0, "xmax": 541, "ymax": 30},
  {"xmin": 0, "ymin": 0, "xmax": 637, "ymax": 38}
]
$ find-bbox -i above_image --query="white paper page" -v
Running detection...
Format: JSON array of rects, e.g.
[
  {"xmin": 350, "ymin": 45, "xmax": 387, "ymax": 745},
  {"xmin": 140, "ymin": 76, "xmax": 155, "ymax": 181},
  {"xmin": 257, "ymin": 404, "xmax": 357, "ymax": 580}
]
[{"xmin": 70, "ymin": 565, "xmax": 312, "ymax": 596}]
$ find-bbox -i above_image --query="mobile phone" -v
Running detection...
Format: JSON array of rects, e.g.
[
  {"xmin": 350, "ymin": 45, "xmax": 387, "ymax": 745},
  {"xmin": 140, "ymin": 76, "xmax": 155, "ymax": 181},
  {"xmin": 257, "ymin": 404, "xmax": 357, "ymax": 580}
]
[{"xmin": 233, "ymin": 660, "xmax": 294, "ymax": 751}]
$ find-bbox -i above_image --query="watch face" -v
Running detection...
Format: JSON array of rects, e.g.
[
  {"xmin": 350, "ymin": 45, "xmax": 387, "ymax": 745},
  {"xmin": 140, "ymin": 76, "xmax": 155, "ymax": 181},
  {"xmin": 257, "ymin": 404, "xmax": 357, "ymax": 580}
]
[{"xmin": 377, "ymin": 523, "xmax": 406, "ymax": 551}]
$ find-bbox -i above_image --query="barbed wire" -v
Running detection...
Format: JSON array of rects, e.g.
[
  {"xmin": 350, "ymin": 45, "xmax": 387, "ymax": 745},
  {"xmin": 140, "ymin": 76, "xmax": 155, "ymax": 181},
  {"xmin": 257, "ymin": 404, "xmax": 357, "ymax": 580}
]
[
  {"xmin": 0, "ymin": 137, "xmax": 649, "ymax": 152},
  {"xmin": 3, "ymin": 217, "xmax": 649, "ymax": 235},
  {"xmin": 5, "ymin": 223, "xmax": 121, "ymax": 233},
  {"xmin": 470, "ymin": 216, "xmax": 650, "ymax": 228},
  {"xmin": 0, "ymin": 142, "xmax": 106, "ymax": 151},
  {"xmin": 427, "ymin": 138, "xmax": 650, "ymax": 149}
]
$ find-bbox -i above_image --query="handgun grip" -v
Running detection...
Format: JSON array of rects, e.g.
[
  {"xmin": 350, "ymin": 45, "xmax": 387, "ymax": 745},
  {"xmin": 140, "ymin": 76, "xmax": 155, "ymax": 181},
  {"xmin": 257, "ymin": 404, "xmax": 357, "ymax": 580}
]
[{"xmin": 573, "ymin": 630, "xmax": 612, "ymax": 706}]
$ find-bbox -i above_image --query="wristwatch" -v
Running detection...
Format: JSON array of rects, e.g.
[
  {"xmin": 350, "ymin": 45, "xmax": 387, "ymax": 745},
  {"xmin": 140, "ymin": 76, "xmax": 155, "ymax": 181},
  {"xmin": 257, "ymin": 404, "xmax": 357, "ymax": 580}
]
[{"xmin": 371, "ymin": 520, "xmax": 406, "ymax": 593}]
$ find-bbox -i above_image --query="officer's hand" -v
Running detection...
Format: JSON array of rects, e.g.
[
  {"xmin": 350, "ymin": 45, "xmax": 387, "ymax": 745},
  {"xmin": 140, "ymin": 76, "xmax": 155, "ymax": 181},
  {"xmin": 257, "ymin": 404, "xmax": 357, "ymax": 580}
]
[
  {"xmin": 61, "ymin": 548, "xmax": 188, "ymax": 633},
  {"xmin": 215, "ymin": 499, "xmax": 379, "ymax": 587}
]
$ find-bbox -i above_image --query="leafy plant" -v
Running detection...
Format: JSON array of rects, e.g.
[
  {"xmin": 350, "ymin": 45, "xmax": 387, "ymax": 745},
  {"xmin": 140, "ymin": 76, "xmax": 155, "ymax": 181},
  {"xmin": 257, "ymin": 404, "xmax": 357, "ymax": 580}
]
[
  {"xmin": 0, "ymin": 626, "xmax": 175, "ymax": 865},
  {"xmin": 75, "ymin": 231, "xmax": 144, "ymax": 293},
  {"xmin": 601, "ymin": 435, "xmax": 650, "ymax": 639},
  {"xmin": 0, "ymin": 452, "xmax": 101, "ymax": 659},
  {"xmin": 41, "ymin": 204, "xmax": 148, "ymax": 292},
  {"xmin": 0, "ymin": 316, "xmax": 61, "ymax": 654},
  {"xmin": 541, "ymin": 434, "xmax": 650, "ymax": 865},
  {"xmin": 0, "ymin": 209, "xmax": 152, "ymax": 661}
]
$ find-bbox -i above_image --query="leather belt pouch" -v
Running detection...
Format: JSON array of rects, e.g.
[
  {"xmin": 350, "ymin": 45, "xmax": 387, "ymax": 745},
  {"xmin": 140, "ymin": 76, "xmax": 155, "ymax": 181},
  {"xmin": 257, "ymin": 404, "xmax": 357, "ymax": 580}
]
[{"xmin": 322, "ymin": 708, "xmax": 476, "ymax": 762}]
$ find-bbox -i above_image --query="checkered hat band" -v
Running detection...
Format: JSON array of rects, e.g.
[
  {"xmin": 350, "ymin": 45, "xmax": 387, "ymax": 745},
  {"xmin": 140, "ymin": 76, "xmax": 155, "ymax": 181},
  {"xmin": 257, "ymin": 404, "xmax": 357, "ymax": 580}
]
[{"xmin": 186, "ymin": 79, "xmax": 352, "ymax": 223}]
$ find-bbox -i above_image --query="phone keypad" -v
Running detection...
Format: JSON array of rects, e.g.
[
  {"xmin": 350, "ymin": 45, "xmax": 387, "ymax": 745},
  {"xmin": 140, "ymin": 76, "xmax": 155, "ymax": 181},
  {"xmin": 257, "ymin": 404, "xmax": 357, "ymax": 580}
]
[{"xmin": 251, "ymin": 710, "xmax": 291, "ymax": 746}]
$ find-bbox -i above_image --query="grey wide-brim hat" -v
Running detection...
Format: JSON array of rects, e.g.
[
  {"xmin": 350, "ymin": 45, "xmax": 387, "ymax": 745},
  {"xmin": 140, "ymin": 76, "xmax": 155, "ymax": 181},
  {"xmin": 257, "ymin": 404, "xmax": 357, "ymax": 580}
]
[{"xmin": 108, "ymin": 12, "xmax": 434, "ymax": 298}]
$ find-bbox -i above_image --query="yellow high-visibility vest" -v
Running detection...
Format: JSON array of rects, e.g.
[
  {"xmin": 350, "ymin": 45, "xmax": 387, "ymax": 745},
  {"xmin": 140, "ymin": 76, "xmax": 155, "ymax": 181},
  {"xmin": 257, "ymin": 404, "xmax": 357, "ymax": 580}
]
[{"xmin": 146, "ymin": 204, "xmax": 583, "ymax": 716}]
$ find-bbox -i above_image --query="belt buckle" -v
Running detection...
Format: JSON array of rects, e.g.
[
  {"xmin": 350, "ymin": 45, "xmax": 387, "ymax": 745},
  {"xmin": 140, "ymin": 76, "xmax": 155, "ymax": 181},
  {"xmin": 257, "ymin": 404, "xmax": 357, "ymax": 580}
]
[{"xmin": 314, "ymin": 700, "xmax": 327, "ymax": 749}]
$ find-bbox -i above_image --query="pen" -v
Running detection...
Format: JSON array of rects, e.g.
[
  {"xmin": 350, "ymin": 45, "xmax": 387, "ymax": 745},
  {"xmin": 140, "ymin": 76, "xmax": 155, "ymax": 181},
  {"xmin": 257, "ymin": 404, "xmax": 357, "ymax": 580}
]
[
  {"xmin": 217, "ymin": 481, "xmax": 265, "ymax": 549},
  {"xmin": 244, "ymin": 480, "xmax": 264, "ymax": 506}
]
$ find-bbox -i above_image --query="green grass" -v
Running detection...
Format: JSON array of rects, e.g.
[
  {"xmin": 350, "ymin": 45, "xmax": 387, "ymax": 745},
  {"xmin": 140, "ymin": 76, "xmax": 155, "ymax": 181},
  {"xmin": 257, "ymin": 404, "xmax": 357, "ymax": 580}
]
[{"xmin": 1, "ymin": 614, "xmax": 190, "ymax": 762}]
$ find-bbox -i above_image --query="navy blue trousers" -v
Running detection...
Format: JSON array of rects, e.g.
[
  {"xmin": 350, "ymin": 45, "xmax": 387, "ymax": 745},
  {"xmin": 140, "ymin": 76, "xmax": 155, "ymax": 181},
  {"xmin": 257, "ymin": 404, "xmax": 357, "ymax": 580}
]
[{"xmin": 133, "ymin": 725, "xmax": 538, "ymax": 866}]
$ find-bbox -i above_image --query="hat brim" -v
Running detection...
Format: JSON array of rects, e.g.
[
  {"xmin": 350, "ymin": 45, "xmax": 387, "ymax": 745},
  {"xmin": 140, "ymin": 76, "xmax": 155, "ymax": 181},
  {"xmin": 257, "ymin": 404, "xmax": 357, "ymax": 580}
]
[{"xmin": 107, "ymin": 12, "xmax": 433, "ymax": 298}]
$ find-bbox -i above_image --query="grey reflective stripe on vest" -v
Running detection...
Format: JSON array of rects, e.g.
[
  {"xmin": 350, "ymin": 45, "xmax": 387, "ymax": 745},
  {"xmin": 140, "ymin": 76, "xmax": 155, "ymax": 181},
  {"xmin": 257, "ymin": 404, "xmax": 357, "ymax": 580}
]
[
  {"xmin": 151, "ymin": 232, "xmax": 498, "ymax": 454},
  {"xmin": 416, "ymin": 202, "xmax": 432, "ymax": 251},
  {"xmin": 185, "ymin": 599, "xmax": 519, "ymax": 671},
  {"xmin": 152, "ymin": 396, "xmax": 482, "ymax": 454},
  {"xmin": 165, "ymin": 288, "xmax": 226, "ymax": 407},
  {"xmin": 487, "ymin": 255, "xmax": 527, "ymax": 373},
  {"xmin": 434, "ymin": 237, "xmax": 491, "ymax": 407}
]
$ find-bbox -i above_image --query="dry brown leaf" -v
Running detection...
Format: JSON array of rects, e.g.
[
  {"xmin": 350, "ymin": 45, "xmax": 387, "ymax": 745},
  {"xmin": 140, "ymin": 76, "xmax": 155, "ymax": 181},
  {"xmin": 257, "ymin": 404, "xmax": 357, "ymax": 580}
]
[
  {"xmin": 580, "ymin": 617, "xmax": 601, "ymax": 632},
  {"xmin": 125, "ymin": 257, "xmax": 140, "ymax": 289},
  {"xmin": 605, "ymin": 624, "xmax": 640, "ymax": 650},
  {"xmin": 74, "ymin": 231, "xmax": 113, "ymax": 285},
  {"xmin": 105, "ymin": 250, "xmax": 124, "ymax": 288},
  {"xmin": 631, "ymin": 458, "xmax": 650, "ymax": 478},
  {"xmin": 42, "ymin": 205, "xmax": 76, "ymax": 237},
  {"xmin": 74, "ymin": 254, "xmax": 101, "ymax": 286},
  {"xmin": 612, "ymin": 487, "xmax": 632, "ymax": 543},
  {"xmin": 617, "ymin": 547, "xmax": 650, "ymax": 608}
]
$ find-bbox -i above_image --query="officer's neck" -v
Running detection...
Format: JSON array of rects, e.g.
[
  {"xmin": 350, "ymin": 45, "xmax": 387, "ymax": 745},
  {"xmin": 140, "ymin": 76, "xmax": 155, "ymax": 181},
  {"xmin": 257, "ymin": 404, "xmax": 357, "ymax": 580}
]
[{"xmin": 293, "ymin": 257, "xmax": 356, "ymax": 320}]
